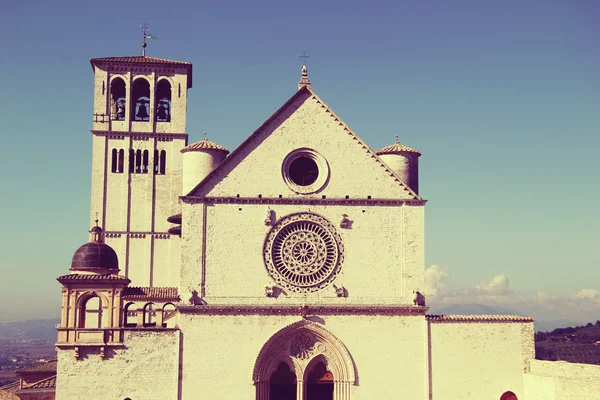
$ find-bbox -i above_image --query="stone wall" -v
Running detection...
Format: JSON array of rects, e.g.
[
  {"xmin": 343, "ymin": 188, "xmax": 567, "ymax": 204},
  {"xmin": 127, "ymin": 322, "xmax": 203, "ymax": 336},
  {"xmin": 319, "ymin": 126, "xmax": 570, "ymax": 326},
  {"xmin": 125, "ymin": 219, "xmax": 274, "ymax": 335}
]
[
  {"xmin": 55, "ymin": 330, "xmax": 179, "ymax": 400},
  {"xmin": 524, "ymin": 359, "xmax": 600, "ymax": 400},
  {"xmin": 428, "ymin": 319, "xmax": 534, "ymax": 400}
]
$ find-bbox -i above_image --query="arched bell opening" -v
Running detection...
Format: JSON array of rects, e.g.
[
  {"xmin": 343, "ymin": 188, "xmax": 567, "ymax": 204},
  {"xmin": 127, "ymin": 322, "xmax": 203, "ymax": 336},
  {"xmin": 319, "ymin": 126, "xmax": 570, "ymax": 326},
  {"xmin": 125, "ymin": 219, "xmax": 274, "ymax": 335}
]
[
  {"xmin": 306, "ymin": 360, "xmax": 334, "ymax": 400},
  {"xmin": 269, "ymin": 362, "xmax": 297, "ymax": 400},
  {"xmin": 123, "ymin": 302, "xmax": 137, "ymax": 328},
  {"xmin": 110, "ymin": 77, "xmax": 126, "ymax": 121},
  {"xmin": 155, "ymin": 79, "xmax": 171, "ymax": 122},
  {"xmin": 131, "ymin": 78, "xmax": 150, "ymax": 122}
]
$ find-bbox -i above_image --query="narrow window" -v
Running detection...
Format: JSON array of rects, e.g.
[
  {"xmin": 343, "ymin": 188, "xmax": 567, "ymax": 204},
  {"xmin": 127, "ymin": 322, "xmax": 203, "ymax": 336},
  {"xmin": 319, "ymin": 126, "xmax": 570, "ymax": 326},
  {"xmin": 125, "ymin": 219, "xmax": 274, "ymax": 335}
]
[
  {"xmin": 118, "ymin": 149, "xmax": 124, "ymax": 173},
  {"xmin": 110, "ymin": 78, "xmax": 126, "ymax": 121},
  {"xmin": 142, "ymin": 150, "xmax": 149, "ymax": 173},
  {"xmin": 154, "ymin": 150, "xmax": 159, "ymax": 174},
  {"xmin": 111, "ymin": 149, "xmax": 118, "ymax": 173},
  {"xmin": 155, "ymin": 80, "xmax": 171, "ymax": 122},
  {"xmin": 269, "ymin": 362, "xmax": 296, "ymax": 400},
  {"xmin": 80, "ymin": 296, "xmax": 102, "ymax": 329},
  {"xmin": 500, "ymin": 392, "xmax": 518, "ymax": 400},
  {"xmin": 135, "ymin": 150, "xmax": 142, "ymax": 174},
  {"xmin": 129, "ymin": 149, "xmax": 134, "ymax": 173},
  {"xmin": 131, "ymin": 79, "xmax": 150, "ymax": 122},
  {"xmin": 159, "ymin": 150, "xmax": 166, "ymax": 175}
]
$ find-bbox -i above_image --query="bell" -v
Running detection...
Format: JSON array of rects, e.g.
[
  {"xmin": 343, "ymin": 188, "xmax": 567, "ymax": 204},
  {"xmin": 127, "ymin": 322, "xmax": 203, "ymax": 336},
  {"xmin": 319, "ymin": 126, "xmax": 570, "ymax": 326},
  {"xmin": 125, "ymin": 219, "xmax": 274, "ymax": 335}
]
[
  {"xmin": 156, "ymin": 103, "xmax": 169, "ymax": 121},
  {"xmin": 135, "ymin": 102, "xmax": 149, "ymax": 119}
]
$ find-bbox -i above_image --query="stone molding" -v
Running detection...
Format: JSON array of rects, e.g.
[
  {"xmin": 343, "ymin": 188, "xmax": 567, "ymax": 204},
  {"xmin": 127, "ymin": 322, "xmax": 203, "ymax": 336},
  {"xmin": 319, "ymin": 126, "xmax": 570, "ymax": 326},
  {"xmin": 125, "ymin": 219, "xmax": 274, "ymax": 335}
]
[
  {"xmin": 426, "ymin": 314, "xmax": 534, "ymax": 323},
  {"xmin": 91, "ymin": 130, "xmax": 188, "ymax": 140},
  {"xmin": 181, "ymin": 196, "xmax": 427, "ymax": 207},
  {"xmin": 177, "ymin": 304, "xmax": 429, "ymax": 316}
]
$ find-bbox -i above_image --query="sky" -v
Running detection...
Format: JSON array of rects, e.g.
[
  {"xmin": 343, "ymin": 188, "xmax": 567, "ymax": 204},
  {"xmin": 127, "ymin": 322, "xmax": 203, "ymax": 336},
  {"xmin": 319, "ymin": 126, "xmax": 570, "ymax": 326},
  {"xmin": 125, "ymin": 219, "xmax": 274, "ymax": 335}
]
[{"xmin": 0, "ymin": 0, "xmax": 598, "ymax": 324}]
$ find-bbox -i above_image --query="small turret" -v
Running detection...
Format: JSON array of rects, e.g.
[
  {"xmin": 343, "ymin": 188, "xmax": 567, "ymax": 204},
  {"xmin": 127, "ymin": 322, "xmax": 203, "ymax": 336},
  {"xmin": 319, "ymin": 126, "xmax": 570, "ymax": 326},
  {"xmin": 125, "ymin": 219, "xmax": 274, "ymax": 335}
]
[
  {"xmin": 376, "ymin": 137, "xmax": 421, "ymax": 195},
  {"xmin": 70, "ymin": 221, "xmax": 119, "ymax": 275},
  {"xmin": 181, "ymin": 133, "xmax": 229, "ymax": 194}
]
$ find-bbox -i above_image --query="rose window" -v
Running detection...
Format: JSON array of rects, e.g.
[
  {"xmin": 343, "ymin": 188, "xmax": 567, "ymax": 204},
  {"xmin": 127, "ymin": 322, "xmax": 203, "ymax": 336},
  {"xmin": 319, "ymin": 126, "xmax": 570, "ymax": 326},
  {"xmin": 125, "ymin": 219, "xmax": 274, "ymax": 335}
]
[{"xmin": 264, "ymin": 213, "xmax": 344, "ymax": 293}]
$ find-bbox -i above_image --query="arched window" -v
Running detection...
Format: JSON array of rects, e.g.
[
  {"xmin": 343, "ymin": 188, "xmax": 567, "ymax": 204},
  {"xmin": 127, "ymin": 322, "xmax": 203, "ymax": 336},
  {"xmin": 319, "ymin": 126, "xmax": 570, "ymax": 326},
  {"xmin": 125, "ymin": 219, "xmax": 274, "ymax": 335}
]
[
  {"xmin": 162, "ymin": 303, "xmax": 177, "ymax": 328},
  {"xmin": 160, "ymin": 150, "xmax": 166, "ymax": 175},
  {"xmin": 111, "ymin": 149, "xmax": 118, "ymax": 173},
  {"xmin": 270, "ymin": 362, "xmax": 296, "ymax": 400},
  {"xmin": 307, "ymin": 361, "xmax": 334, "ymax": 400},
  {"xmin": 131, "ymin": 79, "xmax": 150, "ymax": 122},
  {"xmin": 155, "ymin": 79, "xmax": 171, "ymax": 122},
  {"xmin": 123, "ymin": 303, "xmax": 137, "ymax": 328},
  {"xmin": 110, "ymin": 78, "xmax": 126, "ymax": 121},
  {"xmin": 118, "ymin": 149, "xmax": 124, "ymax": 173},
  {"xmin": 142, "ymin": 150, "xmax": 149, "ymax": 173},
  {"xmin": 80, "ymin": 296, "xmax": 102, "ymax": 329},
  {"xmin": 129, "ymin": 149, "xmax": 135, "ymax": 173},
  {"xmin": 143, "ymin": 303, "xmax": 156, "ymax": 327},
  {"xmin": 135, "ymin": 150, "xmax": 142, "ymax": 174},
  {"xmin": 500, "ymin": 392, "xmax": 518, "ymax": 400},
  {"xmin": 154, "ymin": 149, "xmax": 159, "ymax": 174}
]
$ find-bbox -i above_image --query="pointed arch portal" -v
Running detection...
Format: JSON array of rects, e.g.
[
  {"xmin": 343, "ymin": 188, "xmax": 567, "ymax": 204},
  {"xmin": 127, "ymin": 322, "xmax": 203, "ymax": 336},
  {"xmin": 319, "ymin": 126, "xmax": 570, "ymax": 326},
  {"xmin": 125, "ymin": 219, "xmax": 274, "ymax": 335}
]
[{"xmin": 254, "ymin": 320, "xmax": 356, "ymax": 400}]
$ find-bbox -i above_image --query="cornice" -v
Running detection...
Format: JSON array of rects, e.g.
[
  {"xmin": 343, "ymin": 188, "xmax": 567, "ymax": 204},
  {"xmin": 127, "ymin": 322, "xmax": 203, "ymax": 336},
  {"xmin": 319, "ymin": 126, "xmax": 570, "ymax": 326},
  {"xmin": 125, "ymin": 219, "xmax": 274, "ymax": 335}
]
[
  {"xmin": 177, "ymin": 304, "xmax": 429, "ymax": 316},
  {"xmin": 91, "ymin": 130, "xmax": 188, "ymax": 140},
  {"xmin": 181, "ymin": 196, "xmax": 427, "ymax": 207}
]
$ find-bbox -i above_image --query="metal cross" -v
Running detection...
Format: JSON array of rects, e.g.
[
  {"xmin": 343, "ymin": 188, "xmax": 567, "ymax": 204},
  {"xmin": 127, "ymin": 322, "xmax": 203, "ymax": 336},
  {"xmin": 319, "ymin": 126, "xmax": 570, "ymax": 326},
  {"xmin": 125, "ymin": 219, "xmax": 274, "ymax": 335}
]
[
  {"xmin": 141, "ymin": 23, "xmax": 149, "ymax": 37},
  {"xmin": 298, "ymin": 51, "xmax": 310, "ymax": 65}
]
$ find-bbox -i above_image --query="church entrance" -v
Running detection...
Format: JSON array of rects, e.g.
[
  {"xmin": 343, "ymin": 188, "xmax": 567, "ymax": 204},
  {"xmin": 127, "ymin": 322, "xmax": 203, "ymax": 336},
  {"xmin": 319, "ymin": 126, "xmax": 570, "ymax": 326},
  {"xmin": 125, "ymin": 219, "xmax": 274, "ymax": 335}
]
[
  {"xmin": 306, "ymin": 362, "xmax": 334, "ymax": 400},
  {"xmin": 269, "ymin": 362, "xmax": 297, "ymax": 400}
]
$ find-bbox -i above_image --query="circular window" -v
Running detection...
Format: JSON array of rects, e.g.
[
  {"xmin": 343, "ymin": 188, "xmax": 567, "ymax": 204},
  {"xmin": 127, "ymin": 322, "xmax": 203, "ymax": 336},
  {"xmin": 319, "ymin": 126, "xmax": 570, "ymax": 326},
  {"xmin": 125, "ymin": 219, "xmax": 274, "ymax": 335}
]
[
  {"xmin": 282, "ymin": 149, "xmax": 329, "ymax": 194},
  {"xmin": 264, "ymin": 213, "xmax": 344, "ymax": 293}
]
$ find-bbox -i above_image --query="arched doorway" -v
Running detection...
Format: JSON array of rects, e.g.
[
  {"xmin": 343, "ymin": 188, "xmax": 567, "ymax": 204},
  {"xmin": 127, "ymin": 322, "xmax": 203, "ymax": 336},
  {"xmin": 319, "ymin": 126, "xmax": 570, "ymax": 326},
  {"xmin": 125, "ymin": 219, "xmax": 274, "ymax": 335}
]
[
  {"xmin": 269, "ymin": 362, "xmax": 297, "ymax": 400},
  {"xmin": 306, "ymin": 361, "xmax": 334, "ymax": 400},
  {"xmin": 253, "ymin": 320, "xmax": 356, "ymax": 400},
  {"xmin": 500, "ymin": 391, "xmax": 518, "ymax": 400}
]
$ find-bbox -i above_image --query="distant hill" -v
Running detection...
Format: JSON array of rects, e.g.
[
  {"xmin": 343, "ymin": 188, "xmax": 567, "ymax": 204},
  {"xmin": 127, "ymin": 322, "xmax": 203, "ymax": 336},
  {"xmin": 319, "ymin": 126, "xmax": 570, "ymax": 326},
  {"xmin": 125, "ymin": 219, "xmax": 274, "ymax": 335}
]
[
  {"xmin": 0, "ymin": 319, "xmax": 60, "ymax": 342},
  {"xmin": 535, "ymin": 321, "xmax": 600, "ymax": 365},
  {"xmin": 427, "ymin": 303, "xmax": 586, "ymax": 332}
]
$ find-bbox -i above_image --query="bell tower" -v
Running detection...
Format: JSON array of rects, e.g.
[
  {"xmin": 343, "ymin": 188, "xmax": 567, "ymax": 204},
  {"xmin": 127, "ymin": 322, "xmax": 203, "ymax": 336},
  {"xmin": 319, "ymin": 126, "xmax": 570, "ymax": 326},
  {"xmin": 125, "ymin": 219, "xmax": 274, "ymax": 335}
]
[{"xmin": 88, "ymin": 54, "xmax": 192, "ymax": 287}]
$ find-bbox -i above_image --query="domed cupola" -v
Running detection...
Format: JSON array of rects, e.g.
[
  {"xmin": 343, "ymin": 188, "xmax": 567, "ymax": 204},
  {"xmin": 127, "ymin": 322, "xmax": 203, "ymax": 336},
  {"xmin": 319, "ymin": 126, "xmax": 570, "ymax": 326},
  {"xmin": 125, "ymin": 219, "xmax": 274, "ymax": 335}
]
[
  {"xmin": 376, "ymin": 136, "xmax": 421, "ymax": 195},
  {"xmin": 70, "ymin": 221, "xmax": 119, "ymax": 274},
  {"xmin": 181, "ymin": 133, "xmax": 229, "ymax": 194}
]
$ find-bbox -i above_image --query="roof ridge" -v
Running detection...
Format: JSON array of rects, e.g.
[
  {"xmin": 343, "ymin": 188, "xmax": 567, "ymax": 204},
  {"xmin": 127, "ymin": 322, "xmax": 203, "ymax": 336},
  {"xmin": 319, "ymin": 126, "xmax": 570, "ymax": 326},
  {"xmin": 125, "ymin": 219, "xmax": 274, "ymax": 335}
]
[{"xmin": 185, "ymin": 86, "xmax": 421, "ymax": 200}]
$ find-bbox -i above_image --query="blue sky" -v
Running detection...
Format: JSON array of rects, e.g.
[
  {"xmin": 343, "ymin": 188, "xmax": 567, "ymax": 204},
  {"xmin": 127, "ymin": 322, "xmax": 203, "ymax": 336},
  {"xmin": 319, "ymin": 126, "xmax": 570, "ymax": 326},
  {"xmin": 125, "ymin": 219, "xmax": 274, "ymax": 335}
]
[{"xmin": 0, "ymin": 0, "xmax": 598, "ymax": 323}]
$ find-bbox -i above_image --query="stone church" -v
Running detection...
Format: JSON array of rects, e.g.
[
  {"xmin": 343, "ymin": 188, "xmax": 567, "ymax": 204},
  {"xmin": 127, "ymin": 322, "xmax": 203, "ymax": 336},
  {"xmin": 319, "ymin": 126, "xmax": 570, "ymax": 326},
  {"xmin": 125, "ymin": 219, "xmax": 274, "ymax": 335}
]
[{"xmin": 30, "ymin": 53, "xmax": 596, "ymax": 400}]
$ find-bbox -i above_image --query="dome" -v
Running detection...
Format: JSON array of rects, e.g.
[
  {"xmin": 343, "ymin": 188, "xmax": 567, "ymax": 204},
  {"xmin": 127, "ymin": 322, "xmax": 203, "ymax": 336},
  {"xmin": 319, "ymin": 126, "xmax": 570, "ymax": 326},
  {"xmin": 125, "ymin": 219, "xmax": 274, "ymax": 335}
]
[
  {"xmin": 376, "ymin": 139, "xmax": 421, "ymax": 156},
  {"xmin": 71, "ymin": 242, "xmax": 119, "ymax": 271},
  {"xmin": 181, "ymin": 137, "xmax": 229, "ymax": 154}
]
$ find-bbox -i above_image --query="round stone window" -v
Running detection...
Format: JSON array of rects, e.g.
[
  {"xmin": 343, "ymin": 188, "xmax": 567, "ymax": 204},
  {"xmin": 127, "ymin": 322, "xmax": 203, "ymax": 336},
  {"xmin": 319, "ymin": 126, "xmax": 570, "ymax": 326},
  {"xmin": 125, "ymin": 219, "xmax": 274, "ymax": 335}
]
[
  {"xmin": 282, "ymin": 149, "xmax": 329, "ymax": 194},
  {"xmin": 264, "ymin": 213, "xmax": 344, "ymax": 293}
]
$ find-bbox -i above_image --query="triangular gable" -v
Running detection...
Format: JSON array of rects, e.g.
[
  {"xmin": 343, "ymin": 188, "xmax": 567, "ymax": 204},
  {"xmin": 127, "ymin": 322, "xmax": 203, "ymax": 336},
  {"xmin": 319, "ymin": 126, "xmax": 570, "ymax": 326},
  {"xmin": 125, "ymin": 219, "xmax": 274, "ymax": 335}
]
[{"xmin": 187, "ymin": 86, "xmax": 421, "ymax": 200}]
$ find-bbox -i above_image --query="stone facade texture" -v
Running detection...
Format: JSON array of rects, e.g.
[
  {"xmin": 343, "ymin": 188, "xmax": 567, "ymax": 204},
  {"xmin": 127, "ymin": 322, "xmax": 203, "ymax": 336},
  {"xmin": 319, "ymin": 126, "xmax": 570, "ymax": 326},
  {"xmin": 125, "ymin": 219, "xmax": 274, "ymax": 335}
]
[{"xmin": 48, "ymin": 57, "xmax": 598, "ymax": 400}]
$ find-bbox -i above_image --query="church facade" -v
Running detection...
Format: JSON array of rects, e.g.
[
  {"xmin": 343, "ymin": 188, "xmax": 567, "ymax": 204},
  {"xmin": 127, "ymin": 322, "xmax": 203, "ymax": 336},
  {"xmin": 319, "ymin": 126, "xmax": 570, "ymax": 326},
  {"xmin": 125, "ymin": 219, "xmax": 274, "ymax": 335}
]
[{"xmin": 51, "ymin": 54, "xmax": 553, "ymax": 400}]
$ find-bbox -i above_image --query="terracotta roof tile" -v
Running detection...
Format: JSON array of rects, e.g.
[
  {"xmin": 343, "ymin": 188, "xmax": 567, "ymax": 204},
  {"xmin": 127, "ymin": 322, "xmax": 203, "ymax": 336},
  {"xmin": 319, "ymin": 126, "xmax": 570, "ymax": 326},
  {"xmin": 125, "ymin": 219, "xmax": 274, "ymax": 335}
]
[
  {"xmin": 376, "ymin": 140, "xmax": 421, "ymax": 156},
  {"xmin": 27, "ymin": 375, "xmax": 56, "ymax": 389},
  {"xmin": 16, "ymin": 360, "xmax": 57, "ymax": 374},
  {"xmin": 90, "ymin": 56, "xmax": 191, "ymax": 66},
  {"xmin": 426, "ymin": 314, "xmax": 533, "ymax": 322},
  {"xmin": 0, "ymin": 381, "xmax": 19, "ymax": 393},
  {"xmin": 122, "ymin": 287, "xmax": 180, "ymax": 302},
  {"xmin": 181, "ymin": 138, "xmax": 229, "ymax": 154}
]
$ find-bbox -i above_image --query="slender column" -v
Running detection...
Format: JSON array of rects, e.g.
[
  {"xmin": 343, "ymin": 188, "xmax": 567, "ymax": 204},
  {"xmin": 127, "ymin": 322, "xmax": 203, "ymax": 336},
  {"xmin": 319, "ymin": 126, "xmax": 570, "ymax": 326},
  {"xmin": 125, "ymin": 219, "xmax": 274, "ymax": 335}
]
[
  {"xmin": 297, "ymin": 381, "xmax": 305, "ymax": 400},
  {"xmin": 156, "ymin": 307, "xmax": 164, "ymax": 327},
  {"xmin": 334, "ymin": 381, "xmax": 350, "ymax": 400}
]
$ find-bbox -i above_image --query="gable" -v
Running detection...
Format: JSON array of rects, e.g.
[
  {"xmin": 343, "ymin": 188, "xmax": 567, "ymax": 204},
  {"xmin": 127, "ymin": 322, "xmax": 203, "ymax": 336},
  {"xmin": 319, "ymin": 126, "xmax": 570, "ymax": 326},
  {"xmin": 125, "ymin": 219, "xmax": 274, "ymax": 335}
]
[{"xmin": 188, "ymin": 87, "xmax": 420, "ymax": 200}]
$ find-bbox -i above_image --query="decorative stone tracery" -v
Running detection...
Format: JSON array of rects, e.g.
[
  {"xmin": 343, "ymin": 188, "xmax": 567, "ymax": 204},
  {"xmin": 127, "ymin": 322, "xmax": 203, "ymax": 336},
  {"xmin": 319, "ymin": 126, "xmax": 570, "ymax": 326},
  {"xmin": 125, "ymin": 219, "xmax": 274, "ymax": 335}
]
[
  {"xmin": 264, "ymin": 213, "xmax": 344, "ymax": 293},
  {"xmin": 253, "ymin": 320, "xmax": 356, "ymax": 400}
]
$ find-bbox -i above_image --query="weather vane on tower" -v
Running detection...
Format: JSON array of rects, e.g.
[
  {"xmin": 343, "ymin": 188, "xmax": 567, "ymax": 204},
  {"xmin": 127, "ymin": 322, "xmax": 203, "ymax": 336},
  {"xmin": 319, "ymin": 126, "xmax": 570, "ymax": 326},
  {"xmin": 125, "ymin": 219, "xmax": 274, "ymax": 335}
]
[{"xmin": 140, "ymin": 23, "xmax": 157, "ymax": 57}]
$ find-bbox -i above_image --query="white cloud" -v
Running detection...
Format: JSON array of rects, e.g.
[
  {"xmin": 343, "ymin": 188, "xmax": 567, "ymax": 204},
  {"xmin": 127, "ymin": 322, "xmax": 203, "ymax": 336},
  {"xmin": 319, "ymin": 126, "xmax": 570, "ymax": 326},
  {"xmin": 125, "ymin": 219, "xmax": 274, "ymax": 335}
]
[
  {"xmin": 423, "ymin": 264, "xmax": 600, "ymax": 324},
  {"xmin": 424, "ymin": 264, "xmax": 450, "ymax": 296},
  {"xmin": 575, "ymin": 289, "xmax": 600, "ymax": 301}
]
